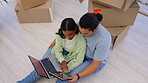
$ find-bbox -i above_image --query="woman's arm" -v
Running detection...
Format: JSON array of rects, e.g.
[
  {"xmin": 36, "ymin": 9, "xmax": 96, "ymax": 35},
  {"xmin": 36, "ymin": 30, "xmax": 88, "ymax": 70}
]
[
  {"xmin": 53, "ymin": 35, "xmax": 65, "ymax": 63},
  {"xmin": 48, "ymin": 39, "xmax": 56, "ymax": 48},
  {"xmin": 67, "ymin": 40, "xmax": 86, "ymax": 72},
  {"xmin": 52, "ymin": 35, "xmax": 69, "ymax": 72}
]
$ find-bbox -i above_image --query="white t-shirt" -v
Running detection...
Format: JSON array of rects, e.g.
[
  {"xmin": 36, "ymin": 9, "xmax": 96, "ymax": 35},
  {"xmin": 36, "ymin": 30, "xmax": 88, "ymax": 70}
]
[{"xmin": 64, "ymin": 35, "xmax": 77, "ymax": 51}]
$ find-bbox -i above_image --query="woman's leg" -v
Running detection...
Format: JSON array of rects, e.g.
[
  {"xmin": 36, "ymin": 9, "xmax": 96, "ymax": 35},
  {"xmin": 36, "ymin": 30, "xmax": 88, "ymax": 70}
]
[
  {"xmin": 17, "ymin": 70, "xmax": 42, "ymax": 83},
  {"xmin": 17, "ymin": 48, "xmax": 52, "ymax": 83},
  {"xmin": 41, "ymin": 48, "xmax": 52, "ymax": 59}
]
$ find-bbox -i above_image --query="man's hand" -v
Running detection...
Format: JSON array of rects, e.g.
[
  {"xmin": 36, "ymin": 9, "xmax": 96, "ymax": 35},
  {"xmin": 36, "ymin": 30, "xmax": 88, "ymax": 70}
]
[
  {"xmin": 48, "ymin": 40, "xmax": 56, "ymax": 48},
  {"xmin": 68, "ymin": 75, "xmax": 78, "ymax": 83},
  {"xmin": 60, "ymin": 60, "xmax": 68, "ymax": 72}
]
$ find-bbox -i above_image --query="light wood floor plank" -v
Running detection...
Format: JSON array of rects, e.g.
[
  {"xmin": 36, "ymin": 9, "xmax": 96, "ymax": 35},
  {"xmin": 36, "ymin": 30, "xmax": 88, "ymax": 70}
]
[{"xmin": 0, "ymin": 0, "xmax": 148, "ymax": 83}]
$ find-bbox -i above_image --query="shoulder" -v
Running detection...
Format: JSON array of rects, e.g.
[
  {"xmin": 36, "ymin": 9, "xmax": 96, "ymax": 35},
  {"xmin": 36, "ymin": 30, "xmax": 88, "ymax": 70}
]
[
  {"xmin": 77, "ymin": 32, "xmax": 86, "ymax": 41},
  {"xmin": 97, "ymin": 36, "xmax": 106, "ymax": 47},
  {"xmin": 98, "ymin": 24, "xmax": 110, "ymax": 36},
  {"xmin": 95, "ymin": 30, "xmax": 107, "ymax": 47},
  {"xmin": 94, "ymin": 30, "xmax": 106, "ymax": 46},
  {"xmin": 75, "ymin": 33, "xmax": 86, "ymax": 45},
  {"xmin": 55, "ymin": 34, "xmax": 64, "ymax": 40},
  {"xmin": 54, "ymin": 34, "xmax": 66, "ymax": 44}
]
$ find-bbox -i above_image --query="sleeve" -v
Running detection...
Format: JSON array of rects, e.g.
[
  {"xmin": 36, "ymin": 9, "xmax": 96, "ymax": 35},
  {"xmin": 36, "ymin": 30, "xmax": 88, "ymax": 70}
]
[
  {"xmin": 94, "ymin": 37, "xmax": 109, "ymax": 61},
  {"xmin": 54, "ymin": 35, "xmax": 65, "ymax": 63},
  {"xmin": 67, "ymin": 39, "xmax": 86, "ymax": 72}
]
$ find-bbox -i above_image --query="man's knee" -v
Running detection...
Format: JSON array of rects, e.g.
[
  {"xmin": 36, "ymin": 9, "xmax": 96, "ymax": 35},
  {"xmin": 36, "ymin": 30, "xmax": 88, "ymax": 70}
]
[
  {"xmin": 94, "ymin": 63, "xmax": 106, "ymax": 73},
  {"xmin": 69, "ymin": 69, "xmax": 79, "ymax": 76},
  {"xmin": 69, "ymin": 60, "xmax": 92, "ymax": 76},
  {"xmin": 56, "ymin": 79, "xmax": 69, "ymax": 83}
]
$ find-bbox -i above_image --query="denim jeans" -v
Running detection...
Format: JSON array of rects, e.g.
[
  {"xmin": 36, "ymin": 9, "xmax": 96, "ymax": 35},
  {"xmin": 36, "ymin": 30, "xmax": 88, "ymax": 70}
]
[
  {"xmin": 18, "ymin": 48, "xmax": 106, "ymax": 83},
  {"xmin": 18, "ymin": 48, "xmax": 52, "ymax": 83},
  {"xmin": 56, "ymin": 57, "xmax": 106, "ymax": 83}
]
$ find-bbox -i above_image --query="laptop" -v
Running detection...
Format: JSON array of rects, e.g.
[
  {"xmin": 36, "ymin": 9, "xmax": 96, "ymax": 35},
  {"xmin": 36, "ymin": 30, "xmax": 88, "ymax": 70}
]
[{"xmin": 28, "ymin": 54, "xmax": 71, "ymax": 80}]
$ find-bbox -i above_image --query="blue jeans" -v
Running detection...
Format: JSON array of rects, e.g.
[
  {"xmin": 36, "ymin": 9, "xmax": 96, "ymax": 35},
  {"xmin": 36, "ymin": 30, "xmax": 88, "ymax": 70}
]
[
  {"xmin": 56, "ymin": 57, "xmax": 106, "ymax": 83},
  {"xmin": 18, "ymin": 48, "xmax": 52, "ymax": 83},
  {"xmin": 19, "ymin": 48, "xmax": 106, "ymax": 83}
]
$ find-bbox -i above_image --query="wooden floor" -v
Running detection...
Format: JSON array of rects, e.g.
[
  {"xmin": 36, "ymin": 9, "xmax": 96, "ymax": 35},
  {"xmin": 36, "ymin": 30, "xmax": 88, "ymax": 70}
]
[
  {"xmin": 138, "ymin": 1, "xmax": 148, "ymax": 16},
  {"xmin": 0, "ymin": 0, "xmax": 148, "ymax": 83}
]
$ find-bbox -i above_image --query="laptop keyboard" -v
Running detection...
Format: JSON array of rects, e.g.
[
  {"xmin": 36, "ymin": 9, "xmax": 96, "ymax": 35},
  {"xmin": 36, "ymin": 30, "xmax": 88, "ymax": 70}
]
[{"xmin": 41, "ymin": 58, "xmax": 57, "ymax": 73}]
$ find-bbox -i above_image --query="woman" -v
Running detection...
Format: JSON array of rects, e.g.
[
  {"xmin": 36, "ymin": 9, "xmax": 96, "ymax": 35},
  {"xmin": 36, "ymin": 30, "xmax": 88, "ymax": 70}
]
[{"xmin": 17, "ymin": 18, "xmax": 86, "ymax": 83}]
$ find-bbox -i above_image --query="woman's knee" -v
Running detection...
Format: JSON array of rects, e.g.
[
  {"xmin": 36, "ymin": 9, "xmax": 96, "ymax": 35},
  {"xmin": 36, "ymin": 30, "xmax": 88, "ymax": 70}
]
[{"xmin": 42, "ymin": 48, "xmax": 52, "ymax": 59}]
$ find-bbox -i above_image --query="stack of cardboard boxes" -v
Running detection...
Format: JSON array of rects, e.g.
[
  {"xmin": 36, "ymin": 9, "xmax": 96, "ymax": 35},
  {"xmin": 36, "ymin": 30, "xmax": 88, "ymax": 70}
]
[
  {"xmin": 88, "ymin": 0, "xmax": 139, "ymax": 49},
  {"xmin": 15, "ymin": 0, "xmax": 53, "ymax": 23}
]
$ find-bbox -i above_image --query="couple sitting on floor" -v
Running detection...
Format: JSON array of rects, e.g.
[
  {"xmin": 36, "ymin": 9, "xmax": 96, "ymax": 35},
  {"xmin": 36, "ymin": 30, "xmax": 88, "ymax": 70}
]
[{"xmin": 17, "ymin": 13, "xmax": 111, "ymax": 83}]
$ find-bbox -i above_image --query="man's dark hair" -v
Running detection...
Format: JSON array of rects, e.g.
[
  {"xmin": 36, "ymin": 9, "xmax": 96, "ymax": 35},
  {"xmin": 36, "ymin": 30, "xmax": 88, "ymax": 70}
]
[
  {"xmin": 79, "ymin": 13, "xmax": 103, "ymax": 32},
  {"xmin": 56, "ymin": 18, "xmax": 78, "ymax": 38}
]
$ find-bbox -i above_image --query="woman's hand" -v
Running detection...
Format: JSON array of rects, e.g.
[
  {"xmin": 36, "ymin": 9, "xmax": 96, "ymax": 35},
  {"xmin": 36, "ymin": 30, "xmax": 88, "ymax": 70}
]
[
  {"xmin": 68, "ymin": 75, "xmax": 78, "ymax": 83},
  {"xmin": 48, "ymin": 40, "xmax": 56, "ymax": 48},
  {"xmin": 60, "ymin": 60, "xmax": 68, "ymax": 72}
]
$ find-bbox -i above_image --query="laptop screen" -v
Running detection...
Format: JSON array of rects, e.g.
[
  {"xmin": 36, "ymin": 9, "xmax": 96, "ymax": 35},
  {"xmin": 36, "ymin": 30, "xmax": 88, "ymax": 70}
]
[{"xmin": 28, "ymin": 55, "xmax": 48, "ymax": 78}]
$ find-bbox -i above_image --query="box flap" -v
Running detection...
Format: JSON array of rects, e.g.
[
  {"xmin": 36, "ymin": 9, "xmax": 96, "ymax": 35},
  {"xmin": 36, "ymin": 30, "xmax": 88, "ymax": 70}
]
[
  {"xmin": 92, "ymin": 1, "xmax": 139, "ymax": 9},
  {"xmin": 93, "ymin": 1, "xmax": 110, "ymax": 9},
  {"xmin": 122, "ymin": 0, "xmax": 135, "ymax": 12},
  {"xmin": 17, "ymin": 0, "xmax": 52, "ymax": 10},
  {"xmin": 106, "ymin": 27, "xmax": 125, "ymax": 36},
  {"xmin": 92, "ymin": 0, "xmax": 136, "ymax": 12},
  {"xmin": 106, "ymin": 26, "xmax": 130, "ymax": 49},
  {"xmin": 89, "ymin": 1, "xmax": 139, "ymax": 27},
  {"xmin": 92, "ymin": 0, "xmax": 125, "ymax": 9},
  {"xmin": 15, "ymin": 0, "xmax": 52, "ymax": 10},
  {"xmin": 18, "ymin": 0, "xmax": 47, "ymax": 10},
  {"xmin": 32, "ymin": 0, "xmax": 52, "ymax": 9},
  {"xmin": 130, "ymin": 1, "xmax": 139, "ymax": 8},
  {"xmin": 113, "ymin": 26, "xmax": 130, "ymax": 47}
]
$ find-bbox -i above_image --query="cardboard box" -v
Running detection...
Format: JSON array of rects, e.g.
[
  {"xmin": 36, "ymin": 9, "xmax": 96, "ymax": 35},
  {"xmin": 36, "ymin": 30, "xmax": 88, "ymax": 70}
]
[
  {"xmin": 106, "ymin": 26, "xmax": 130, "ymax": 49},
  {"xmin": 92, "ymin": 0, "xmax": 135, "ymax": 12},
  {"xmin": 18, "ymin": 0, "xmax": 46, "ymax": 10},
  {"xmin": 88, "ymin": 1, "xmax": 139, "ymax": 27},
  {"xmin": 15, "ymin": 0, "xmax": 53, "ymax": 23}
]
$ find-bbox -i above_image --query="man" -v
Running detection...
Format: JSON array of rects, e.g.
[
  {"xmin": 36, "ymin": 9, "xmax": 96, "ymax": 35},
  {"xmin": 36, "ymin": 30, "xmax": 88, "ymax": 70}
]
[{"xmin": 56, "ymin": 13, "xmax": 111, "ymax": 83}]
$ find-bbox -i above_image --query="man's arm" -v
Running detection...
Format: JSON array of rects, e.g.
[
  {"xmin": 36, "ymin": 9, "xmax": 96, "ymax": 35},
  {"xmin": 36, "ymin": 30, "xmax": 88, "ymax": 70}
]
[
  {"xmin": 68, "ymin": 60, "xmax": 102, "ymax": 83},
  {"xmin": 79, "ymin": 60, "xmax": 102, "ymax": 77}
]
